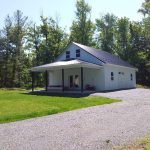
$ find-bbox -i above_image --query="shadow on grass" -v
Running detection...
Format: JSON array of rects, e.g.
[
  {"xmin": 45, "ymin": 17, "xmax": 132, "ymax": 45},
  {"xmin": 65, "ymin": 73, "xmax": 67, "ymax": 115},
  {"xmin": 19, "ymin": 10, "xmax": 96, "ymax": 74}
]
[
  {"xmin": 24, "ymin": 87, "xmax": 136, "ymax": 98},
  {"xmin": 23, "ymin": 90, "xmax": 90, "ymax": 98}
]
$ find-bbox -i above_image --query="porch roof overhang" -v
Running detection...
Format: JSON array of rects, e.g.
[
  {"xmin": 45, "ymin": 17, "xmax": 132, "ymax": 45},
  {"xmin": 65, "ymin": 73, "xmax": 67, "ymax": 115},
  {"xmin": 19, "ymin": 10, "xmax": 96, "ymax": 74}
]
[{"xmin": 30, "ymin": 59, "xmax": 103, "ymax": 72}]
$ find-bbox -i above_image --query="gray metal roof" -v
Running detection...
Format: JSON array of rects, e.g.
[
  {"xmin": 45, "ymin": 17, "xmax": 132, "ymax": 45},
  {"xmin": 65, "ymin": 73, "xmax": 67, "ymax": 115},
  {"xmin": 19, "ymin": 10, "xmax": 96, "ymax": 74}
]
[{"xmin": 73, "ymin": 42, "xmax": 135, "ymax": 68}]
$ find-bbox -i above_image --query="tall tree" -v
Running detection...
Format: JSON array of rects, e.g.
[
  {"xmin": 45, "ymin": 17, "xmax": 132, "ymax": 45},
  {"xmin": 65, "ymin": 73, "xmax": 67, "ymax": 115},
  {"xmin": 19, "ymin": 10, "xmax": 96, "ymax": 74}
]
[
  {"xmin": 11, "ymin": 10, "xmax": 28, "ymax": 87},
  {"xmin": 26, "ymin": 24, "xmax": 42, "ymax": 66},
  {"xmin": 138, "ymin": 0, "xmax": 150, "ymax": 17},
  {"xmin": 129, "ymin": 21, "xmax": 150, "ymax": 85},
  {"xmin": 96, "ymin": 13, "xmax": 117, "ymax": 53},
  {"xmin": 138, "ymin": 0, "xmax": 150, "ymax": 84},
  {"xmin": 0, "ymin": 15, "xmax": 16, "ymax": 87},
  {"xmin": 0, "ymin": 31, "xmax": 7, "ymax": 87},
  {"xmin": 70, "ymin": 0, "xmax": 95, "ymax": 46},
  {"xmin": 0, "ymin": 10, "xmax": 29, "ymax": 87},
  {"xmin": 0, "ymin": 16, "xmax": 12, "ymax": 87},
  {"xmin": 40, "ymin": 16, "xmax": 68, "ymax": 64},
  {"xmin": 116, "ymin": 17, "xmax": 130, "ymax": 60}
]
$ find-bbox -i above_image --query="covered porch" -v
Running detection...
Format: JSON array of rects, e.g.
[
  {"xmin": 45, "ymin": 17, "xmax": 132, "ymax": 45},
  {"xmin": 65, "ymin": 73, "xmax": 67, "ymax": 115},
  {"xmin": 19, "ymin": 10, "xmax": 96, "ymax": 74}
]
[{"xmin": 30, "ymin": 60, "xmax": 103, "ymax": 93}]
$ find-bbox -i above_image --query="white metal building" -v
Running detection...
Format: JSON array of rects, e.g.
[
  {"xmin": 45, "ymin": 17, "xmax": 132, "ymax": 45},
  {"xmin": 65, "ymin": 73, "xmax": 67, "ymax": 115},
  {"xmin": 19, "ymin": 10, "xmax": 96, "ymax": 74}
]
[{"xmin": 31, "ymin": 42, "xmax": 137, "ymax": 92}]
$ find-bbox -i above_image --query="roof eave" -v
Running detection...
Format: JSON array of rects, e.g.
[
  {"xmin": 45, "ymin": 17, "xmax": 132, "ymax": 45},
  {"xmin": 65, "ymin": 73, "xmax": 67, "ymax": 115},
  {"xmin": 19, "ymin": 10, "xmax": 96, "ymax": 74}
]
[
  {"xmin": 30, "ymin": 60, "xmax": 102, "ymax": 72},
  {"xmin": 104, "ymin": 63, "xmax": 138, "ymax": 71}
]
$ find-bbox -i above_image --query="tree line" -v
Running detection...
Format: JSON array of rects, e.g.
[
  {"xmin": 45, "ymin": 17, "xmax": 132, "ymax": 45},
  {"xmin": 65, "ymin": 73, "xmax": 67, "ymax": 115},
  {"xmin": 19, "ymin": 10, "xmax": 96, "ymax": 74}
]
[{"xmin": 0, "ymin": 0, "xmax": 150, "ymax": 88}]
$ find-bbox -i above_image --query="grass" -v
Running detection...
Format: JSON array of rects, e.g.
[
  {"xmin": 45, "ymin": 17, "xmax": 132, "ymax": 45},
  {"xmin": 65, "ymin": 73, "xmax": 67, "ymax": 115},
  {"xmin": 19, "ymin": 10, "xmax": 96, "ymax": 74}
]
[
  {"xmin": 0, "ymin": 89, "xmax": 120, "ymax": 123},
  {"xmin": 115, "ymin": 136, "xmax": 150, "ymax": 150},
  {"xmin": 137, "ymin": 84, "xmax": 150, "ymax": 89}
]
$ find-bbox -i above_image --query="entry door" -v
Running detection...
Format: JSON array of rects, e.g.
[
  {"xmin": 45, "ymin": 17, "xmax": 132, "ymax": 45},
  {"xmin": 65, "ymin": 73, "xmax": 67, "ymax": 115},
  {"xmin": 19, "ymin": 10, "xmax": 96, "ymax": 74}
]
[
  {"xmin": 69, "ymin": 75, "xmax": 73, "ymax": 88},
  {"xmin": 69, "ymin": 75, "xmax": 79, "ymax": 88}
]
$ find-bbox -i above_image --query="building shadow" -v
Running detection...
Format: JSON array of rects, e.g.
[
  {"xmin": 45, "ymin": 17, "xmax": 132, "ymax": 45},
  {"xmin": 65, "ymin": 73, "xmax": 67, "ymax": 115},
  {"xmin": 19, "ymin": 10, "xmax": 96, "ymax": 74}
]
[{"xmin": 24, "ymin": 90, "xmax": 91, "ymax": 98}]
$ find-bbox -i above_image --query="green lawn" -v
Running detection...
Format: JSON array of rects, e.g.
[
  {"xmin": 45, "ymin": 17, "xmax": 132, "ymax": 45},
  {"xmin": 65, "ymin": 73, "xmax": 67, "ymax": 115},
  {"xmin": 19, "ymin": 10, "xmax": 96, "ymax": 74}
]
[
  {"xmin": 0, "ymin": 89, "xmax": 120, "ymax": 123},
  {"xmin": 116, "ymin": 136, "xmax": 150, "ymax": 150},
  {"xmin": 136, "ymin": 84, "xmax": 150, "ymax": 89}
]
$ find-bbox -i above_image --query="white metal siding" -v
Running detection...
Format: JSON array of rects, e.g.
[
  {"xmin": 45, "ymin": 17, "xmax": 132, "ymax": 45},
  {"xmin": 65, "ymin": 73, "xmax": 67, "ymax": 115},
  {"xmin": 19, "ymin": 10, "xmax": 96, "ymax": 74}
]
[
  {"xmin": 48, "ymin": 70, "xmax": 62, "ymax": 86},
  {"xmin": 48, "ymin": 65, "xmax": 136, "ymax": 91},
  {"xmin": 56, "ymin": 44, "xmax": 103, "ymax": 65},
  {"xmin": 83, "ymin": 68, "xmax": 105, "ymax": 91},
  {"xmin": 104, "ymin": 64, "xmax": 136, "ymax": 91}
]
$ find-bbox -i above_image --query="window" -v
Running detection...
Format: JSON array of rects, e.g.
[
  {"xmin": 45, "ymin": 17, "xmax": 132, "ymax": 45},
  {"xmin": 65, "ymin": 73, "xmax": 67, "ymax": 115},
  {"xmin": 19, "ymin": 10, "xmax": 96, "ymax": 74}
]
[
  {"xmin": 76, "ymin": 49, "xmax": 80, "ymax": 58},
  {"xmin": 118, "ymin": 72, "xmax": 124, "ymax": 75},
  {"xmin": 66, "ymin": 51, "xmax": 70, "ymax": 59},
  {"xmin": 111, "ymin": 72, "xmax": 114, "ymax": 80},
  {"xmin": 131, "ymin": 74, "xmax": 133, "ymax": 81}
]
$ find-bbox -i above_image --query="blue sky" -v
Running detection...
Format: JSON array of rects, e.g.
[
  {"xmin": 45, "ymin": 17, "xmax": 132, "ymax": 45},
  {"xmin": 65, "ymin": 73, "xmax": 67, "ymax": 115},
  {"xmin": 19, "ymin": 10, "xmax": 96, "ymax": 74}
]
[{"xmin": 0, "ymin": 0, "xmax": 144, "ymax": 31}]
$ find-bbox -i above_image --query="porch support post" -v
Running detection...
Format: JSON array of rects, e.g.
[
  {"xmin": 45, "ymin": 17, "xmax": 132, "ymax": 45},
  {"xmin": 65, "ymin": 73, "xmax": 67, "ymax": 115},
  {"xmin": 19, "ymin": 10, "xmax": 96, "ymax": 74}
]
[
  {"xmin": 81, "ymin": 67, "xmax": 83, "ymax": 93},
  {"xmin": 31, "ymin": 72, "xmax": 35, "ymax": 92},
  {"xmin": 45, "ymin": 70, "xmax": 48, "ymax": 91},
  {"xmin": 62, "ymin": 69, "xmax": 64, "ymax": 91}
]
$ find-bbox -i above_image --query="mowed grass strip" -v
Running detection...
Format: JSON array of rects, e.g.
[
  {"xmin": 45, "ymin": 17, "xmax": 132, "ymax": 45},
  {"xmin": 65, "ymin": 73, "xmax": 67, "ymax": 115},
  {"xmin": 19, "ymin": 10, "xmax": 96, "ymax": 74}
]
[
  {"xmin": 115, "ymin": 136, "xmax": 150, "ymax": 150},
  {"xmin": 0, "ymin": 89, "xmax": 120, "ymax": 123}
]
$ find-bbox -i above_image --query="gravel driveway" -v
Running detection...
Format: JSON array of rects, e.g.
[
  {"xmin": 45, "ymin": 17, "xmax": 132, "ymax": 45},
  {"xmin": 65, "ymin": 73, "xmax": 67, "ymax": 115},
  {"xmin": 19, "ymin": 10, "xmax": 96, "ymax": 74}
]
[{"xmin": 0, "ymin": 88, "xmax": 150, "ymax": 150}]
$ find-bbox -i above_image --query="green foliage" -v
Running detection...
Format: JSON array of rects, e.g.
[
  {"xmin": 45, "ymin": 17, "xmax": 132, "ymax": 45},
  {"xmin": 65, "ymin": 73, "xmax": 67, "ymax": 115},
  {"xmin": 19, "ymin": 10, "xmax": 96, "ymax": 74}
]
[
  {"xmin": 0, "ymin": 89, "xmax": 120, "ymax": 123},
  {"xmin": 116, "ymin": 17, "xmax": 130, "ymax": 60},
  {"xmin": 70, "ymin": 0, "xmax": 95, "ymax": 46},
  {"xmin": 40, "ymin": 16, "xmax": 68, "ymax": 63},
  {"xmin": 138, "ymin": 0, "xmax": 150, "ymax": 17},
  {"xmin": 0, "ymin": 10, "xmax": 30, "ymax": 88},
  {"xmin": 0, "ymin": 11, "xmax": 69, "ymax": 88},
  {"xmin": 0, "ymin": 0, "xmax": 150, "ymax": 88},
  {"xmin": 96, "ymin": 13, "xmax": 117, "ymax": 53}
]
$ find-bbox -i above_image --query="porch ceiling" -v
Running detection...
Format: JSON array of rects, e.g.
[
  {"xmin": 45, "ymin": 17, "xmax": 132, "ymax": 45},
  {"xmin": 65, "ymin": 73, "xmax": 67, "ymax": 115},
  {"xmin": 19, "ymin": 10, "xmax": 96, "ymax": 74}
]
[{"xmin": 30, "ymin": 59, "xmax": 103, "ymax": 72}]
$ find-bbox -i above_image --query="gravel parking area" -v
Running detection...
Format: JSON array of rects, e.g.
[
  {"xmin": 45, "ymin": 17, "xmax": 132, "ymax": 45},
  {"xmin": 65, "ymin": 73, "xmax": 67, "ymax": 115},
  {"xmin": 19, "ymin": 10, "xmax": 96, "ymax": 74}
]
[{"xmin": 0, "ymin": 88, "xmax": 150, "ymax": 150}]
